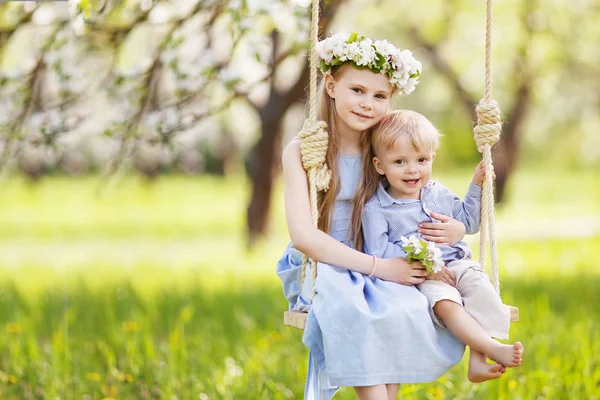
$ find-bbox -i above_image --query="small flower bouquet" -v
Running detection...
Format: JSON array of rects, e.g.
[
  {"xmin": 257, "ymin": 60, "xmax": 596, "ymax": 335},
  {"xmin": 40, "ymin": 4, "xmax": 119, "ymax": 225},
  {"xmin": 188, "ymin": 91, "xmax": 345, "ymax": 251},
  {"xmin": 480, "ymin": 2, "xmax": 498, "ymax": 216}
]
[{"xmin": 400, "ymin": 235, "xmax": 444, "ymax": 274}]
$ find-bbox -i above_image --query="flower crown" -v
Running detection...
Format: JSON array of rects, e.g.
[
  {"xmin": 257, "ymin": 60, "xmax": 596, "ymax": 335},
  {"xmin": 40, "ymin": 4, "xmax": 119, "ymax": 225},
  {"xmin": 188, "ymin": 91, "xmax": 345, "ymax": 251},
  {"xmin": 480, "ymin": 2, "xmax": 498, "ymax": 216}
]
[{"xmin": 316, "ymin": 32, "xmax": 422, "ymax": 95}]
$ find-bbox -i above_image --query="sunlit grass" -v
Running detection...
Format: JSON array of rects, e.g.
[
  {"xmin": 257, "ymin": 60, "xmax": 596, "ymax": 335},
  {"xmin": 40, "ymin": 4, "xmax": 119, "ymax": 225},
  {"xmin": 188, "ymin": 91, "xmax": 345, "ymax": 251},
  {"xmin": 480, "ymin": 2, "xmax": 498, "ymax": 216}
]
[
  {"xmin": 0, "ymin": 168, "xmax": 598, "ymax": 240},
  {"xmin": 0, "ymin": 170, "xmax": 598, "ymax": 399}
]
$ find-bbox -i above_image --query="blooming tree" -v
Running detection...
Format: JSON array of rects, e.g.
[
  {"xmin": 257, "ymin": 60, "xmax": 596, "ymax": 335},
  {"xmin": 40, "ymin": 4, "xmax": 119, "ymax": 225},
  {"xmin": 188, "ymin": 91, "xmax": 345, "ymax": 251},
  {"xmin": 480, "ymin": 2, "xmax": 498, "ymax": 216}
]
[{"xmin": 0, "ymin": 0, "xmax": 345, "ymax": 243}]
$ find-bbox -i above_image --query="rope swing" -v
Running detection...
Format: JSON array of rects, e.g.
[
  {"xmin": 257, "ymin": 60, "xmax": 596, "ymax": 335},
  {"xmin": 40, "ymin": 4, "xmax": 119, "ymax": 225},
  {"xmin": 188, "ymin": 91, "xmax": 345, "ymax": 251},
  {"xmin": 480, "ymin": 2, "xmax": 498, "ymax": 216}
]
[
  {"xmin": 297, "ymin": 0, "xmax": 331, "ymax": 300},
  {"xmin": 473, "ymin": 0, "xmax": 503, "ymax": 295},
  {"xmin": 284, "ymin": 0, "xmax": 518, "ymax": 330}
]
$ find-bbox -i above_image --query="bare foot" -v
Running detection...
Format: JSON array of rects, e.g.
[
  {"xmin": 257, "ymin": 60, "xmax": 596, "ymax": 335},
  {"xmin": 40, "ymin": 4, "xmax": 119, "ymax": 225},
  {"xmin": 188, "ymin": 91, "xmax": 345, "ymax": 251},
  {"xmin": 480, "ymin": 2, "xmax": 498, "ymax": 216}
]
[
  {"xmin": 487, "ymin": 342, "xmax": 524, "ymax": 368},
  {"xmin": 468, "ymin": 349, "xmax": 506, "ymax": 383}
]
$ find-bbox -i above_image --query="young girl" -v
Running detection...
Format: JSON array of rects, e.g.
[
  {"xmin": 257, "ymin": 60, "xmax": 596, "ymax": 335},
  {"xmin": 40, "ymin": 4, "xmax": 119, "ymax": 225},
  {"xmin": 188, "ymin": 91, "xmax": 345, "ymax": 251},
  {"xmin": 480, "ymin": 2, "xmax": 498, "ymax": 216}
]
[
  {"xmin": 277, "ymin": 33, "xmax": 483, "ymax": 400},
  {"xmin": 354, "ymin": 110, "xmax": 524, "ymax": 384}
]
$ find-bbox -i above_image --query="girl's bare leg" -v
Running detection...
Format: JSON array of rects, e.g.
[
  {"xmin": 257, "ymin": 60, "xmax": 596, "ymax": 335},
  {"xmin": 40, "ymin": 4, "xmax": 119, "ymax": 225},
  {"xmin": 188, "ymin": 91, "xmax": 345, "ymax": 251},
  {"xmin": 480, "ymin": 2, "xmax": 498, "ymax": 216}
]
[
  {"xmin": 354, "ymin": 384, "xmax": 388, "ymax": 400},
  {"xmin": 386, "ymin": 384, "xmax": 400, "ymax": 400}
]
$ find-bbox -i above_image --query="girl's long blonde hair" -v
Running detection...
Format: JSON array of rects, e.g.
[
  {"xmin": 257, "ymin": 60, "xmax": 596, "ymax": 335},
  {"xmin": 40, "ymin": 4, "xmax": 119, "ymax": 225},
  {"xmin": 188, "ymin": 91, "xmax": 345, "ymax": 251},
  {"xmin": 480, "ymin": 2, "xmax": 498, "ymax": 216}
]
[
  {"xmin": 349, "ymin": 130, "xmax": 380, "ymax": 252},
  {"xmin": 315, "ymin": 69, "xmax": 343, "ymax": 234},
  {"xmin": 350, "ymin": 110, "xmax": 441, "ymax": 251}
]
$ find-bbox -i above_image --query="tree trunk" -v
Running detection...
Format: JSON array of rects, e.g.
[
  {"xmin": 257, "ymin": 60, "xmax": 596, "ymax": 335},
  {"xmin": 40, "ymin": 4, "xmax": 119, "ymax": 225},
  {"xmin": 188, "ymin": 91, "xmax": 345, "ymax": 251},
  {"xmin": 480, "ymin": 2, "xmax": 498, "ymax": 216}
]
[
  {"xmin": 246, "ymin": 113, "xmax": 283, "ymax": 247},
  {"xmin": 246, "ymin": 0, "xmax": 345, "ymax": 247},
  {"xmin": 493, "ymin": 82, "xmax": 531, "ymax": 203}
]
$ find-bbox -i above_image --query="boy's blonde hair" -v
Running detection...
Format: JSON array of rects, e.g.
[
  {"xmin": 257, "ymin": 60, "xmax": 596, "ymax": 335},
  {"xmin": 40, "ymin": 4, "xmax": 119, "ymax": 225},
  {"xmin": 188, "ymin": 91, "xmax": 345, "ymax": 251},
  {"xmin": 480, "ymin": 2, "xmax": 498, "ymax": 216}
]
[
  {"xmin": 372, "ymin": 109, "xmax": 440, "ymax": 157},
  {"xmin": 350, "ymin": 109, "xmax": 441, "ymax": 252}
]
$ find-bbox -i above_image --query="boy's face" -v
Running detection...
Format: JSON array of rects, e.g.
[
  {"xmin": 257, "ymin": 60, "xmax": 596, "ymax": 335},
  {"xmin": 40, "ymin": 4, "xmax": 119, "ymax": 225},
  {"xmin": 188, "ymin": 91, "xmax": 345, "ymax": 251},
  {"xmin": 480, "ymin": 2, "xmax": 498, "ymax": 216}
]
[
  {"xmin": 373, "ymin": 136, "xmax": 435, "ymax": 200},
  {"xmin": 325, "ymin": 66, "xmax": 393, "ymax": 135}
]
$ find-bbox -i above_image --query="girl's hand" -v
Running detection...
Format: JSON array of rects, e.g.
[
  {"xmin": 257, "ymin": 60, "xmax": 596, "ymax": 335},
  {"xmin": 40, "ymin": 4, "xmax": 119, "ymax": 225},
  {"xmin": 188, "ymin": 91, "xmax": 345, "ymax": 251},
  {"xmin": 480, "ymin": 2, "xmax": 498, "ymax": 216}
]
[
  {"xmin": 377, "ymin": 257, "xmax": 428, "ymax": 286},
  {"xmin": 418, "ymin": 212, "xmax": 466, "ymax": 245},
  {"xmin": 471, "ymin": 161, "xmax": 496, "ymax": 186},
  {"xmin": 425, "ymin": 266, "xmax": 456, "ymax": 287}
]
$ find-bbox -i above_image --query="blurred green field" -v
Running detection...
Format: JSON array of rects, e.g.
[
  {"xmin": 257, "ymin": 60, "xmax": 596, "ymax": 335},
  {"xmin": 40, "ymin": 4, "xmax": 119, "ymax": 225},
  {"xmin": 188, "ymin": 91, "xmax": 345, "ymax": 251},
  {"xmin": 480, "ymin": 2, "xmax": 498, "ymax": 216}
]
[{"xmin": 0, "ymin": 170, "xmax": 599, "ymax": 399}]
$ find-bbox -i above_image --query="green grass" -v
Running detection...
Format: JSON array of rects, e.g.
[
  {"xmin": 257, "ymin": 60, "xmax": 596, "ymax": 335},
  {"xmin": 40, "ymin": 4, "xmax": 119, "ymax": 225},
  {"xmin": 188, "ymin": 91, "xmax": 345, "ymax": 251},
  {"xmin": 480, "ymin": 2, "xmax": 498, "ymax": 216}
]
[{"xmin": 0, "ymin": 171, "xmax": 599, "ymax": 399}]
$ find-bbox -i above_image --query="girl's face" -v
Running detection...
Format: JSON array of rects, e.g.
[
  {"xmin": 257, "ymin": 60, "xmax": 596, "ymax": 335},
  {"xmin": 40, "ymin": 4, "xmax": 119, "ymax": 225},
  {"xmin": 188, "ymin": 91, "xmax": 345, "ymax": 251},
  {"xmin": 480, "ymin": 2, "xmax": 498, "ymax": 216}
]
[{"xmin": 325, "ymin": 66, "xmax": 393, "ymax": 135}]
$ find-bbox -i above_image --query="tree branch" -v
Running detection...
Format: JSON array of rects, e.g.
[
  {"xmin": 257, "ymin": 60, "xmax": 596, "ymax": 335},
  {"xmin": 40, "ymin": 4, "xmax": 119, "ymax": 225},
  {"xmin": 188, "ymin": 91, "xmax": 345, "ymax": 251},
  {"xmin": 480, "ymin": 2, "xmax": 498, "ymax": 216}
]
[{"xmin": 408, "ymin": 27, "xmax": 477, "ymax": 119}]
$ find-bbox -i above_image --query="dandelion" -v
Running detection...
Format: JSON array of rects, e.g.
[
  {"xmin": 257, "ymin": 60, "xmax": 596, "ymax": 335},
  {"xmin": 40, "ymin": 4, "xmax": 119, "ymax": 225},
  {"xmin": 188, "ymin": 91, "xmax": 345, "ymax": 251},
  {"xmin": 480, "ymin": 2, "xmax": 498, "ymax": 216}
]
[
  {"xmin": 122, "ymin": 321, "xmax": 140, "ymax": 332},
  {"xmin": 427, "ymin": 386, "xmax": 443, "ymax": 400},
  {"xmin": 103, "ymin": 384, "xmax": 118, "ymax": 397},
  {"xmin": 86, "ymin": 372, "xmax": 101, "ymax": 382},
  {"xmin": 6, "ymin": 323, "xmax": 22, "ymax": 333}
]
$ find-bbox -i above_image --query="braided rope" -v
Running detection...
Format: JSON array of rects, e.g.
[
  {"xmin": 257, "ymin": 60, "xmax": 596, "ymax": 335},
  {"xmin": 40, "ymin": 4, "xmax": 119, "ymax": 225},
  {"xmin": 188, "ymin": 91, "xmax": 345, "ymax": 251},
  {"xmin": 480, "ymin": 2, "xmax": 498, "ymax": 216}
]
[
  {"xmin": 298, "ymin": 0, "xmax": 331, "ymax": 299},
  {"xmin": 473, "ymin": 0, "xmax": 501, "ymax": 294}
]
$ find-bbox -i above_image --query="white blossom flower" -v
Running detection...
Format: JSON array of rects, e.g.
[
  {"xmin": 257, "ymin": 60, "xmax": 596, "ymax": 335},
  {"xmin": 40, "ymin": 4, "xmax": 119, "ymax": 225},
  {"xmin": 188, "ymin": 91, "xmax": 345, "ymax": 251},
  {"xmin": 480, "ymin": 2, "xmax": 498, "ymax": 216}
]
[
  {"xmin": 161, "ymin": 50, "xmax": 177, "ymax": 64},
  {"xmin": 247, "ymin": 33, "xmax": 272, "ymax": 64},
  {"xmin": 238, "ymin": 17, "xmax": 254, "ymax": 30},
  {"xmin": 401, "ymin": 235, "xmax": 444, "ymax": 274},
  {"xmin": 175, "ymin": 77, "xmax": 204, "ymax": 92},
  {"xmin": 290, "ymin": 0, "xmax": 311, "ymax": 7},
  {"xmin": 409, "ymin": 236, "xmax": 422, "ymax": 253},
  {"xmin": 149, "ymin": 3, "xmax": 174, "ymax": 24},
  {"xmin": 140, "ymin": 0, "xmax": 153, "ymax": 12},
  {"xmin": 44, "ymin": 51, "xmax": 61, "ymax": 65},
  {"xmin": 71, "ymin": 14, "xmax": 85, "ymax": 36},
  {"xmin": 0, "ymin": 100, "xmax": 16, "ymax": 125},
  {"xmin": 316, "ymin": 32, "xmax": 422, "ymax": 95},
  {"xmin": 218, "ymin": 66, "xmax": 241, "ymax": 86},
  {"xmin": 161, "ymin": 107, "xmax": 179, "ymax": 131},
  {"xmin": 32, "ymin": 6, "xmax": 57, "ymax": 26},
  {"xmin": 38, "ymin": 110, "xmax": 64, "ymax": 134}
]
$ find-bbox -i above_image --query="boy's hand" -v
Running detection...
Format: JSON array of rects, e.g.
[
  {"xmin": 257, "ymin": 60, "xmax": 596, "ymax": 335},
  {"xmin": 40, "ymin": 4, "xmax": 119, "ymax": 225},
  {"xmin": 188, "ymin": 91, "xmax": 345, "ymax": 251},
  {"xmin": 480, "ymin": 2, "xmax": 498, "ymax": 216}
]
[
  {"xmin": 471, "ymin": 161, "xmax": 496, "ymax": 186},
  {"xmin": 425, "ymin": 266, "xmax": 456, "ymax": 287}
]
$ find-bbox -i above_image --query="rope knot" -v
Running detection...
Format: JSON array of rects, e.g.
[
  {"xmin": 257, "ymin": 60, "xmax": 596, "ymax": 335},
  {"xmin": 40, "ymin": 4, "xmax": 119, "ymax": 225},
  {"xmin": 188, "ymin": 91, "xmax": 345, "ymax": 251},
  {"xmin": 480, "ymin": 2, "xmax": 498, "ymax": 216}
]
[
  {"xmin": 473, "ymin": 99, "xmax": 502, "ymax": 153},
  {"xmin": 298, "ymin": 119, "xmax": 331, "ymax": 192}
]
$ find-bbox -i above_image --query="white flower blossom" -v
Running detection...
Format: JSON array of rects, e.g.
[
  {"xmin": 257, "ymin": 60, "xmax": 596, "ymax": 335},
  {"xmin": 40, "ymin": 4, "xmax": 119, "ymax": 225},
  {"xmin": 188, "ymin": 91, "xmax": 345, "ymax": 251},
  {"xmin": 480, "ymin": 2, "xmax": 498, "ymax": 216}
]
[
  {"xmin": 409, "ymin": 236, "xmax": 422, "ymax": 252},
  {"xmin": 71, "ymin": 14, "xmax": 85, "ymax": 36},
  {"xmin": 238, "ymin": 17, "xmax": 254, "ymax": 30},
  {"xmin": 161, "ymin": 50, "xmax": 177, "ymax": 64},
  {"xmin": 290, "ymin": 0, "xmax": 311, "ymax": 7},
  {"xmin": 148, "ymin": 3, "xmax": 174, "ymax": 24},
  {"xmin": 316, "ymin": 33, "xmax": 422, "ymax": 95},
  {"xmin": 218, "ymin": 66, "xmax": 241, "ymax": 86},
  {"xmin": 401, "ymin": 235, "xmax": 444, "ymax": 274},
  {"xmin": 247, "ymin": 33, "xmax": 272, "ymax": 64},
  {"xmin": 147, "ymin": 108, "xmax": 179, "ymax": 133},
  {"xmin": 32, "ymin": 6, "xmax": 58, "ymax": 26},
  {"xmin": 0, "ymin": 100, "xmax": 16, "ymax": 125}
]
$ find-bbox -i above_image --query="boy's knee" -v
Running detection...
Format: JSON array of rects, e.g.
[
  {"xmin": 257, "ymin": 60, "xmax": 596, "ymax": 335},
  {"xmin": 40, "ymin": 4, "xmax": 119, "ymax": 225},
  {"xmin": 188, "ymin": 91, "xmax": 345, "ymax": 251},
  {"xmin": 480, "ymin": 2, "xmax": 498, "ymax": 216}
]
[
  {"xmin": 433, "ymin": 299, "xmax": 460, "ymax": 315},
  {"xmin": 457, "ymin": 269, "xmax": 494, "ymax": 293}
]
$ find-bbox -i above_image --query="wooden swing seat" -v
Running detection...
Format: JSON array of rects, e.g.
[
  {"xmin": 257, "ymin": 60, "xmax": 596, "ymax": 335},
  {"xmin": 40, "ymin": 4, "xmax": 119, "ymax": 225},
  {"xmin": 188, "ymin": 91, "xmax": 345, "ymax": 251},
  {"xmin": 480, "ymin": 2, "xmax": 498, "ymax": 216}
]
[{"xmin": 284, "ymin": 305, "xmax": 519, "ymax": 330}]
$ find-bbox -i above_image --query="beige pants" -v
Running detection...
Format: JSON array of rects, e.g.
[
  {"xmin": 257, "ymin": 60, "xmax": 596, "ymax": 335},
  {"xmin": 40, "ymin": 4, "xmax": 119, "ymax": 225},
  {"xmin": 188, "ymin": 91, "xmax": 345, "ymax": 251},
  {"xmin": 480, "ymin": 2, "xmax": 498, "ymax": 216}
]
[{"xmin": 417, "ymin": 259, "xmax": 511, "ymax": 340}]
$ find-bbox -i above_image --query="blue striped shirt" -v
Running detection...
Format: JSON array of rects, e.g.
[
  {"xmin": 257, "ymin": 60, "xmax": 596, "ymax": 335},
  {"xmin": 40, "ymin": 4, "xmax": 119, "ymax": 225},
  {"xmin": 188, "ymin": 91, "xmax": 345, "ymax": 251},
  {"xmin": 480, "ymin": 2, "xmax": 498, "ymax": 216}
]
[{"xmin": 362, "ymin": 180, "xmax": 482, "ymax": 262}]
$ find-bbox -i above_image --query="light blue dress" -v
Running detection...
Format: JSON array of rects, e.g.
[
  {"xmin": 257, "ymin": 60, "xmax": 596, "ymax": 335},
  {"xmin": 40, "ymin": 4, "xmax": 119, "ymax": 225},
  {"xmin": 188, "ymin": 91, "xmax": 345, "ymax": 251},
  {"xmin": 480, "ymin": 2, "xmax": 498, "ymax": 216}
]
[{"xmin": 276, "ymin": 154, "xmax": 465, "ymax": 399}]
